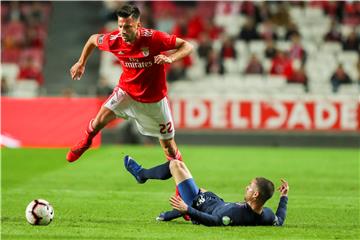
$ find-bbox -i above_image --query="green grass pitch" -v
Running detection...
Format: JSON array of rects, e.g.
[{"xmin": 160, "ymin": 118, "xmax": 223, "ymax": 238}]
[{"xmin": 1, "ymin": 145, "xmax": 359, "ymax": 239}]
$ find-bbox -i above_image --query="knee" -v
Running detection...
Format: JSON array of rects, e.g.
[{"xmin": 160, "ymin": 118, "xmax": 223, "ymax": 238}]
[
  {"xmin": 169, "ymin": 160, "xmax": 184, "ymax": 173},
  {"xmin": 94, "ymin": 109, "xmax": 115, "ymax": 127},
  {"xmin": 97, "ymin": 114, "xmax": 108, "ymax": 125}
]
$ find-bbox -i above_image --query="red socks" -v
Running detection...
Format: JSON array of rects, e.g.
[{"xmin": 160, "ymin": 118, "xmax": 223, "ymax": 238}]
[{"xmin": 166, "ymin": 149, "xmax": 182, "ymax": 161}]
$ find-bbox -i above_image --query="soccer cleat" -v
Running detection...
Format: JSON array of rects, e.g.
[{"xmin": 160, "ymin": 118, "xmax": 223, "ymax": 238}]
[
  {"xmin": 124, "ymin": 155, "xmax": 146, "ymax": 184},
  {"xmin": 156, "ymin": 213, "xmax": 165, "ymax": 221},
  {"xmin": 66, "ymin": 138, "xmax": 92, "ymax": 162}
]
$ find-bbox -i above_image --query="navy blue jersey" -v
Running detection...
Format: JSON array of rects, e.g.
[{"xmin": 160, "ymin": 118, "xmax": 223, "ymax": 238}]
[{"xmin": 187, "ymin": 191, "xmax": 288, "ymax": 227}]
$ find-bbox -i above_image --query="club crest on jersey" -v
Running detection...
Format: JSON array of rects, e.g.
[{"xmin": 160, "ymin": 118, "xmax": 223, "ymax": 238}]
[
  {"xmin": 98, "ymin": 34, "xmax": 104, "ymax": 44},
  {"xmin": 141, "ymin": 47, "xmax": 149, "ymax": 57}
]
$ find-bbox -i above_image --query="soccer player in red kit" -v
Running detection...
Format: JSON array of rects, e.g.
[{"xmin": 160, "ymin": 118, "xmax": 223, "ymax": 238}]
[{"xmin": 67, "ymin": 4, "xmax": 193, "ymax": 166}]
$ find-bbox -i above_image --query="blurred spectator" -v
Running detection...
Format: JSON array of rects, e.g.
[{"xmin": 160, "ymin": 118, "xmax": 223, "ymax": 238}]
[
  {"xmin": 260, "ymin": 20, "xmax": 278, "ymax": 41},
  {"xmin": 285, "ymin": 22, "xmax": 300, "ymax": 40},
  {"xmin": 215, "ymin": 2, "xmax": 241, "ymax": 16},
  {"xmin": 1, "ymin": 46, "xmax": 22, "ymax": 63},
  {"xmin": 3, "ymin": 18, "xmax": 25, "ymax": 50},
  {"xmin": 342, "ymin": 30, "xmax": 360, "ymax": 51},
  {"xmin": 156, "ymin": 10, "xmax": 175, "ymax": 33},
  {"xmin": 1, "ymin": 77, "xmax": 9, "ymax": 95},
  {"xmin": 240, "ymin": 1, "xmax": 257, "ymax": 16},
  {"xmin": 4, "ymin": 1, "xmax": 26, "ymax": 22},
  {"xmin": 24, "ymin": 25, "xmax": 44, "ymax": 48},
  {"xmin": 172, "ymin": 17, "xmax": 189, "ymax": 39},
  {"xmin": 220, "ymin": 36, "xmax": 237, "ymax": 60},
  {"xmin": 244, "ymin": 54, "xmax": 264, "ymax": 74},
  {"xmin": 324, "ymin": 19, "xmax": 342, "ymax": 42},
  {"xmin": 17, "ymin": 56, "xmax": 44, "ymax": 85},
  {"xmin": 96, "ymin": 77, "xmax": 113, "ymax": 97},
  {"xmin": 270, "ymin": 51, "xmax": 293, "ymax": 79},
  {"xmin": 186, "ymin": 9, "xmax": 205, "ymax": 40},
  {"xmin": 322, "ymin": 1, "xmax": 345, "ymax": 22},
  {"xmin": 288, "ymin": 34, "xmax": 307, "ymax": 64},
  {"xmin": 23, "ymin": 2, "xmax": 46, "ymax": 24},
  {"xmin": 287, "ymin": 64, "xmax": 308, "ymax": 92},
  {"xmin": 206, "ymin": 49, "xmax": 225, "ymax": 75},
  {"xmin": 197, "ymin": 33, "xmax": 213, "ymax": 59},
  {"xmin": 330, "ymin": 64, "xmax": 352, "ymax": 93},
  {"xmin": 203, "ymin": 19, "xmax": 223, "ymax": 40},
  {"xmin": 270, "ymin": 2, "xmax": 290, "ymax": 27},
  {"xmin": 264, "ymin": 39, "xmax": 277, "ymax": 59},
  {"xmin": 172, "ymin": 8, "xmax": 204, "ymax": 40},
  {"xmin": 254, "ymin": 2, "xmax": 271, "ymax": 24},
  {"xmin": 343, "ymin": 1, "xmax": 360, "ymax": 25},
  {"xmin": 238, "ymin": 17, "xmax": 260, "ymax": 42},
  {"xmin": 167, "ymin": 61, "xmax": 186, "ymax": 83}
]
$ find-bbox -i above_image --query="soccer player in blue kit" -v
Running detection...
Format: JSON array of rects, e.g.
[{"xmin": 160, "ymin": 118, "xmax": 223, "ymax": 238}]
[{"xmin": 124, "ymin": 156, "xmax": 289, "ymax": 226}]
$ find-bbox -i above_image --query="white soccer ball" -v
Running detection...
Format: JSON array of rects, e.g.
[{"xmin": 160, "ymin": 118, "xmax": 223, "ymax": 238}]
[{"xmin": 25, "ymin": 199, "xmax": 54, "ymax": 225}]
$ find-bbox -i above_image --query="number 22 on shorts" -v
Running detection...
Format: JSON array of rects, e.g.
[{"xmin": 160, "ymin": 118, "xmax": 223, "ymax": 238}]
[{"xmin": 159, "ymin": 122, "xmax": 173, "ymax": 134}]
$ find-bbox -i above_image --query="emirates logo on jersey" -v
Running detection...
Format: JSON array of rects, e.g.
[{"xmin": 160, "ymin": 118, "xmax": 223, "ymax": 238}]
[{"xmin": 141, "ymin": 47, "xmax": 149, "ymax": 57}]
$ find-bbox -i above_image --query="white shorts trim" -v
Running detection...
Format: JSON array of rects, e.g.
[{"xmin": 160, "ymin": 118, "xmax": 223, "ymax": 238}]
[{"xmin": 103, "ymin": 87, "xmax": 175, "ymax": 139}]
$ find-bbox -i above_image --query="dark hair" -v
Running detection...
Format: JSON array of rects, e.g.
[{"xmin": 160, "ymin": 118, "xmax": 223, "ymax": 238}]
[
  {"xmin": 255, "ymin": 177, "xmax": 274, "ymax": 204},
  {"xmin": 116, "ymin": 4, "xmax": 140, "ymax": 19}
]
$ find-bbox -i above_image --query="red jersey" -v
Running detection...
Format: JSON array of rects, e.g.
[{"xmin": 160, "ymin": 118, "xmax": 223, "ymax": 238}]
[{"xmin": 97, "ymin": 28, "xmax": 176, "ymax": 103}]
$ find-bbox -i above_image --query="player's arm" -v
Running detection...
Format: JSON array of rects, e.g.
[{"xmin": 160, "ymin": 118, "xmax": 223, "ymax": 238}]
[
  {"xmin": 187, "ymin": 207, "xmax": 222, "ymax": 226},
  {"xmin": 169, "ymin": 195, "xmax": 222, "ymax": 226},
  {"xmin": 70, "ymin": 34, "xmax": 99, "ymax": 80},
  {"xmin": 274, "ymin": 179, "xmax": 289, "ymax": 226},
  {"xmin": 154, "ymin": 38, "xmax": 193, "ymax": 64}
]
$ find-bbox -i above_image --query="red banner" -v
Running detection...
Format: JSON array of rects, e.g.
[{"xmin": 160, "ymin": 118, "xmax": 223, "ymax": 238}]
[
  {"xmin": 1, "ymin": 96, "xmax": 359, "ymax": 148},
  {"xmin": 1, "ymin": 97, "xmax": 103, "ymax": 147},
  {"xmin": 170, "ymin": 97, "xmax": 360, "ymax": 131}
]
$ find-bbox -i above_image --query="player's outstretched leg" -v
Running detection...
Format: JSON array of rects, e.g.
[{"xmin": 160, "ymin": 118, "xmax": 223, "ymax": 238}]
[
  {"xmin": 66, "ymin": 119, "xmax": 98, "ymax": 162},
  {"xmin": 67, "ymin": 106, "xmax": 116, "ymax": 162},
  {"xmin": 124, "ymin": 155, "xmax": 173, "ymax": 183}
]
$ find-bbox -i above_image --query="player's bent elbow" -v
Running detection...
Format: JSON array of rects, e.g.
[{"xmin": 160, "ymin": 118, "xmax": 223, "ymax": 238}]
[{"xmin": 89, "ymin": 34, "xmax": 99, "ymax": 46}]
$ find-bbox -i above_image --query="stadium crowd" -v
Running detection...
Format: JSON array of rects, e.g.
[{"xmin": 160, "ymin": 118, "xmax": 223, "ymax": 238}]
[
  {"xmin": 1, "ymin": 1, "xmax": 359, "ymax": 96},
  {"xmin": 1, "ymin": 1, "xmax": 51, "ymax": 95},
  {"xmin": 99, "ymin": 1, "xmax": 359, "ymax": 95}
]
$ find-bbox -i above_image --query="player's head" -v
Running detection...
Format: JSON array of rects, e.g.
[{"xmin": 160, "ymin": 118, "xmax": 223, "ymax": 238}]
[
  {"xmin": 244, "ymin": 177, "xmax": 274, "ymax": 205},
  {"xmin": 116, "ymin": 4, "xmax": 141, "ymax": 43}
]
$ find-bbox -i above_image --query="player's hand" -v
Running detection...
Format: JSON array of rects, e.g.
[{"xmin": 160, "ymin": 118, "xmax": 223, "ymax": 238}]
[
  {"xmin": 154, "ymin": 54, "xmax": 173, "ymax": 64},
  {"xmin": 278, "ymin": 179, "xmax": 289, "ymax": 197},
  {"xmin": 70, "ymin": 62, "xmax": 85, "ymax": 80},
  {"xmin": 169, "ymin": 195, "xmax": 188, "ymax": 213}
]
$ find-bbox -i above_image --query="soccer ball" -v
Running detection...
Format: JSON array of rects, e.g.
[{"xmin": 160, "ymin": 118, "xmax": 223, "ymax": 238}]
[{"xmin": 25, "ymin": 199, "xmax": 54, "ymax": 225}]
